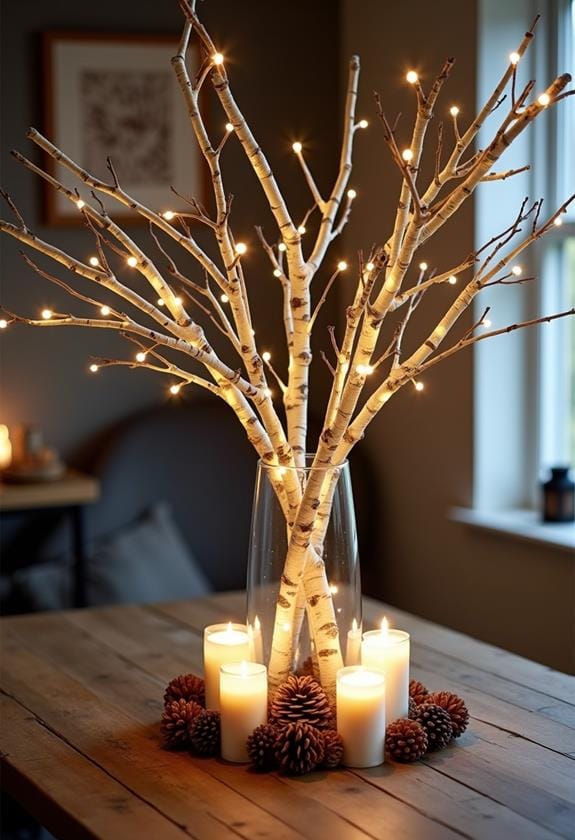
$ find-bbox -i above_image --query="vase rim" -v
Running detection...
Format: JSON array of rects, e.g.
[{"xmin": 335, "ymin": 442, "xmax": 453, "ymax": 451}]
[{"xmin": 258, "ymin": 453, "xmax": 349, "ymax": 472}]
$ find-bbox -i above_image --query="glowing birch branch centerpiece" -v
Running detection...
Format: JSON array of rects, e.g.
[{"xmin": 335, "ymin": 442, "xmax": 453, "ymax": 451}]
[{"xmin": 0, "ymin": 4, "xmax": 573, "ymax": 701}]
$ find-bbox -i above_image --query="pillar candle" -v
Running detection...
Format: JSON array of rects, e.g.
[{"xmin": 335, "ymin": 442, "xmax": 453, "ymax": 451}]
[
  {"xmin": 220, "ymin": 661, "xmax": 268, "ymax": 762},
  {"xmin": 203, "ymin": 622, "xmax": 251, "ymax": 710},
  {"xmin": 361, "ymin": 619, "xmax": 410, "ymax": 723},
  {"xmin": 345, "ymin": 618, "xmax": 362, "ymax": 666},
  {"xmin": 336, "ymin": 666, "xmax": 386, "ymax": 767}
]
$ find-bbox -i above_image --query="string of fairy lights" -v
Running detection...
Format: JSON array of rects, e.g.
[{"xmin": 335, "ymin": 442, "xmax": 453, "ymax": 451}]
[{"xmin": 1, "ymin": 45, "xmax": 564, "ymax": 405}]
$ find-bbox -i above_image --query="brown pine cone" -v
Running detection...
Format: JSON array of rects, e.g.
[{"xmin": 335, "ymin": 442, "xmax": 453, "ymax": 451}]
[
  {"xmin": 385, "ymin": 718, "xmax": 428, "ymax": 762},
  {"xmin": 246, "ymin": 723, "xmax": 277, "ymax": 771},
  {"xmin": 427, "ymin": 691, "xmax": 469, "ymax": 738},
  {"xmin": 164, "ymin": 673, "xmax": 205, "ymax": 707},
  {"xmin": 408, "ymin": 698, "xmax": 418, "ymax": 719},
  {"xmin": 414, "ymin": 703, "xmax": 453, "ymax": 751},
  {"xmin": 409, "ymin": 679, "xmax": 429, "ymax": 706},
  {"xmin": 160, "ymin": 699, "xmax": 202, "ymax": 749},
  {"xmin": 189, "ymin": 709, "xmax": 220, "ymax": 756},
  {"xmin": 270, "ymin": 675, "xmax": 332, "ymax": 730},
  {"xmin": 322, "ymin": 729, "xmax": 344, "ymax": 769},
  {"xmin": 275, "ymin": 722, "xmax": 325, "ymax": 775}
]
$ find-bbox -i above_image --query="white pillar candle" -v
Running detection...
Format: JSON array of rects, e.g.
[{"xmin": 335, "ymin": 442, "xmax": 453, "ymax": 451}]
[
  {"xmin": 203, "ymin": 623, "xmax": 251, "ymax": 710},
  {"xmin": 361, "ymin": 618, "xmax": 410, "ymax": 723},
  {"xmin": 345, "ymin": 618, "xmax": 362, "ymax": 666},
  {"xmin": 336, "ymin": 666, "xmax": 386, "ymax": 768},
  {"xmin": 220, "ymin": 661, "xmax": 268, "ymax": 762}
]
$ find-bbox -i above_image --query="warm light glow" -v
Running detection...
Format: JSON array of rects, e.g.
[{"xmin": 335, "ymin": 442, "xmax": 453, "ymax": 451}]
[
  {"xmin": 419, "ymin": 262, "xmax": 428, "ymax": 271},
  {"xmin": 89, "ymin": 256, "xmax": 99, "ymax": 267},
  {"xmin": 100, "ymin": 305, "xmax": 111, "ymax": 316},
  {"xmin": 251, "ymin": 328, "xmax": 255, "ymax": 336},
  {"xmin": 169, "ymin": 384, "xmax": 181, "ymax": 395},
  {"xmin": 174, "ymin": 296, "xmax": 183, "ymax": 305},
  {"xmin": 337, "ymin": 260, "xmax": 348, "ymax": 271},
  {"xmin": 554, "ymin": 216, "xmax": 563, "ymax": 227},
  {"xmin": 225, "ymin": 122, "xmax": 234, "ymax": 133},
  {"xmin": 538, "ymin": 93, "xmax": 550, "ymax": 107},
  {"xmin": 356, "ymin": 364, "xmax": 374, "ymax": 376},
  {"xmin": 273, "ymin": 268, "xmax": 282, "ymax": 278},
  {"xmin": 135, "ymin": 351, "xmax": 147, "ymax": 363},
  {"xmin": 449, "ymin": 105, "xmax": 460, "ymax": 117},
  {"xmin": 330, "ymin": 584, "xmax": 339, "ymax": 595},
  {"xmin": 213, "ymin": 52, "xmax": 224, "ymax": 65},
  {"xmin": 282, "ymin": 622, "xmax": 291, "ymax": 632},
  {"xmin": 347, "ymin": 188, "xmax": 357, "ymax": 199},
  {"xmin": 352, "ymin": 618, "xmax": 358, "ymax": 633},
  {"xmin": 414, "ymin": 381, "xmax": 424, "ymax": 392},
  {"xmin": 76, "ymin": 199, "xmax": 85, "ymax": 209},
  {"xmin": 406, "ymin": 70, "xmax": 418, "ymax": 84},
  {"xmin": 448, "ymin": 275, "xmax": 457, "ymax": 285},
  {"xmin": 262, "ymin": 351, "xmax": 271, "ymax": 362},
  {"xmin": 292, "ymin": 141, "xmax": 302, "ymax": 154},
  {"xmin": 366, "ymin": 262, "xmax": 375, "ymax": 272},
  {"xmin": 511, "ymin": 264, "xmax": 522, "ymax": 276},
  {"xmin": 402, "ymin": 148, "xmax": 414, "ymax": 162},
  {"xmin": 483, "ymin": 319, "xmax": 492, "ymax": 328},
  {"xmin": 358, "ymin": 119, "xmax": 369, "ymax": 129},
  {"xmin": 157, "ymin": 298, "xmax": 165, "ymax": 306},
  {"xmin": 264, "ymin": 388, "xmax": 273, "ymax": 398},
  {"xmin": 89, "ymin": 363, "xmax": 99, "ymax": 373},
  {"xmin": 0, "ymin": 319, "xmax": 7, "ymax": 330},
  {"xmin": 278, "ymin": 242, "xmax": 287, "ymax": 252},
  {"xmin": 509, "ymin": 51, "xmax": 521, "ymax": 65},
  {"xmin": 380, "ymin": 617, "xmax": 389, "ymax": 637},
  {"xmin": 41, "ymin": 309, "xmax": 52, "ymax": 320},
  {"xmin": 298, "ymin": 225, "xmax": 306, "ymax": 235},
  {"xmin": 220, "ymin": 294, "xmax": 229, "ymax": 303},
  {"xmin": 126, "ymin": 256, "xmax": 138, "ymax": 267},
  {"xmin": 235, "ymin": 242, "xmax": 247, "ymax": 255}
]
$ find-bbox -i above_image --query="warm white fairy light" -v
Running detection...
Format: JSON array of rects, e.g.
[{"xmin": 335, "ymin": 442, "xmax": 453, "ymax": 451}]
[
  {"xmin": 162, "ymin": 210, "xmax": 175, "ymax": 221},
  {"xmin": 292, "ymin": 141, "xmax": 302, "ymax": 154},
  {"xmin": 89, "ymin": 363, "xmax": 99, "ymax": 373},
  {"xmin": 126, "ymin": 256, "xmax": 138, "ymax": 267},
  {"xmin": 298, "ymin": 225, "xmax": 306, "ymax": 235},
  {"xmin": 512, "ymin": 264, "xmax": 522, "ymax": 276},
  {"xmin": 100, "ymin": 305, "xmax": 111, "ymax": 316},
  {"xmin": 41, "ymin": 309, "xmax": 52, "ymax": 320},
  {"xmin": 0, "ymin": 319, "xmax": 8, "ymax": 329},
  {"xmin": 262, "ymin": 351, "xmax": 271, "ymax": 362},
  {"xmin": 554, "ymin": 216, "xmax": 563, "ymax": 226},
  {"xmin": 366, "ymin": 262, "xmax": 375, "ymax": 272},
  {"xmin": 273, "ymin": 268, "xmax": 282, "ymax": 278},
  {"xmin": 329, "ymin": 584, "xmax": 339, "ymax": 595},
  {"xmin": 356, "ymin": 364, "xmax": 374, "ymax": 376},
  {"xmin": 235, "ymin": 242, "xmax": 247, "ymax": 255},
  {"xmin": 449, "ymin": 105, "xmax": 460, "ymax": 117},
  {"xmin": 347, "ymin": 188, "xmax": 357, "ymax": 199},
  {"xmin": 358, "ymin": 119, "xmax": 368, "ymax": 129},
  {"xmin": 264, "ymin": 387, "xmax": 273, "ymax": 398},
  {"xmin": 225, "ymin": 122, "xmax": 234, "ymax": 133},
  {"xmin": 483, "ymin": 318, "xmax": 492, "ymax": 328},
  {"xmin": 220, "ymin": 293, "xmax": 229, "ymax": 303},
  {"xmin": 406, "ymin": 70, "xmax": 418, "ymax": 84},
  {"xmin": 538, "ymin": 93, "xmax": 550, "ymax": 107},
  {"xmin": 169, "ymin": 384, "xmax": 181, "ymax": 395},
  {"xmin": 419, "ymin": 261, "xmax": 428, "ymax": 271},
  {"xmin": 337, "ymin": 260, "xmax": 348, "ymax": 271},
  {"xmin": 88, "ymin": 256, "xmax": 99, "ymax": 267},
  {"xmin": 509, "ymin": 51, "xmax": 521, "ymax": 65},
  {"xmin": 402, "ymin": 148, "xmax": 414, "ymax": 162},
  {"xmin": 157, "ymin": 298, "xmax": 165, "ymax": 306},
  {"xmin": 76, "ymin": 199, "xmax": 85, "ymax": 210},
  {"xmin": 278, "ymin": 242, "xmax": 287, "ymax": 252},
  {"xmin": 448, "ymin": 275, "xmax": 457, "ymax": 285},
  {"xmin": 135, "ymin": 351, "xmax": 147, "ymax": 362},
  {"xmin": 212, "ymin": 52, "xmax": 224, "ymax": 65},
  {"xmin": 174, "ymin": 296, "xmax": 183, "ymax": 305},
  {"xmin": 414, "ymin": 381, "xmax": 424, "ymax": 392}
]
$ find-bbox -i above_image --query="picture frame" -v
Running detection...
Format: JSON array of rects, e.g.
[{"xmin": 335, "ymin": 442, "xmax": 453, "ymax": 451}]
[{"xmin": 42, "ymin": 32, "xmax": 204, "ymax": 226}]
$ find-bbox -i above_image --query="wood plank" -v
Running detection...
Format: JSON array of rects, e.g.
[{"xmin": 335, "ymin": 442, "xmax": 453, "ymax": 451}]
[{"xmin": 0, "ymin": 694, "xmax": 187, "ymax": 840}]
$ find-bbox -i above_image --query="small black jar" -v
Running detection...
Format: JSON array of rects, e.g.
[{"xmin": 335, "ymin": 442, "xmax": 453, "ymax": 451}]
[{"xmin": 542, "ymin": 467, "xmax": 575, "ymax": 523}]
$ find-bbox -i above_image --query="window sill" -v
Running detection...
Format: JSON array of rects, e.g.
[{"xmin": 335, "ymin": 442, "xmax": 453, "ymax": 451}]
[{"xmin": 450, "ymin": 507, "xmax": 575, "ymax": 553}]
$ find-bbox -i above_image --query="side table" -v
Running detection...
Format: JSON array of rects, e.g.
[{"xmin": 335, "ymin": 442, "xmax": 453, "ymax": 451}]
[{"xmin": 0, "ymin": 470, "xmax": 100, "ymax": 607}]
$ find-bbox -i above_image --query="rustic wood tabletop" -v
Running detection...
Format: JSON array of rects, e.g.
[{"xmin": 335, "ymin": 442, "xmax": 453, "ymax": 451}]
[{"xmin": 1, "ymin": 591, "xmax": 574, "ymax": 839}]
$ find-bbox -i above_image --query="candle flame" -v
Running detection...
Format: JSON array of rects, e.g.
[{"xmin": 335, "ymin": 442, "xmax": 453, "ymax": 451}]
[
  {"xmin": 226, "ymin": 621, "xmax": 233, "ymax": 633},
  {"xmin": 352, "ymin": 618, "xmax": 358, "ymax": 633},
  {"xmin": 254, "ymin": 615, "xmax": 261, "ymax": 631},
  {"xmin": 381, "ymin": 617, "xmax": 389, "ymax": 637}
]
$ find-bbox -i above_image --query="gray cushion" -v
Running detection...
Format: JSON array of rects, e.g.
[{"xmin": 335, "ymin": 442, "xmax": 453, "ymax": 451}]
[{"xmin": 14, "ymin": 502, "xmax": 211, "ymax": 610}]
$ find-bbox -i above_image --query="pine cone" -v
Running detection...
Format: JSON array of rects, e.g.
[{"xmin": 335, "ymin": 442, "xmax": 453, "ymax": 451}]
[
  {"xmin": 270, "ymin": 675, "xmax": 332, "ymax": 729},
  {"xmin": 246, "ymin": 723, "xmax": 277, "ymax": 771},
  {"xmin": 297, "ymin": 656, "xmax": 316, "ymax": 678},
  {"xmin": 189, "ymin": 709, "xmax": 221, "ymax": 756},
  {"xmin": 409, "ymin": 679, "xmax": 429, "ymax": 706},
  {"xmin": 322, "ymin": 729, "xmax": 344, "ymax": 769},
  {"xmin": 275, "ymin": 722, "xmax": 325, "ymax": 775},
  {"xmin": 427, "ymin": 691, "xmax": 469, "ymax": 738},
  {"xmin": 161, "ymin": 699, "xmax": 202, "ymax": 749},
  {"xmin": 414, "ymin": 703, "xmax": 453, "ymax": 751},
  {"xmin": 408, "ymin": 698, "xmax": 418, "ymax": 719},
  {"xmin": 385, "ymin": 718, "xmax": 428, "ymax": 762},
  {"xmin": 164, "ymin": 673, "xmax": 205, "ymax": 707}
]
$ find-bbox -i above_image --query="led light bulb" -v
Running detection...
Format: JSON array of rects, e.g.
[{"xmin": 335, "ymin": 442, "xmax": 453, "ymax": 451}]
[
  {"xmin": 483, "ymin": 318, "xmax": 492, "ymax": 328},
  {"xmin": 76, "ymin": 199, "xmax": 85, "ymax": 209},
  {"xmin": 235, "ymin": 242, "xmax": 247, "ymax": 255},
  {"xmin": 89, "ymin": 256, "xmax": 99, "ymax": 267},
  {"xmin": 213, "ymin": 53, "xmax": 224, "ymax": 65},
  {"xmin": 0, "ymin": 319, "xmax": 8, "ymax": 329},
  {"xmin": 278, "ymin": 242, "xmax": 287, "ymax": 252},
  {"xmin": 174, "ymin": 296, "xmax": 183, "ymax": 305},
  {"xmin": 366, "ymin": 262, "xmax": 375, "ymax": 272},
  {"xmin": 538, "ymin": 93, "xmax": 550, "ymax": 107},
  {"xmin": 419, "ymin": 262, "xmax": 428, "ymax": 271},
  {"xmin": 298, "ymin": 225, "xmax": 306, "ymax": 235},
  {"xmin": 509, "ymin": 51, "xmax": 520, "ymax": 65},
  {"xmin": 406, "ymin": 70, "xmax": 418, "ymax": 84},
  {"xmin": 358, "ymin": 119, "xmax": 368, "ymax": 129},
  {"xmin": 262, "ymin": 351, "xmax": 271, "ymax": 362},
  {"xmin": 220, "ymin": 294, "xmax": 229, "ymax": 303},
  {"xmin": 338, "ymin": 261, "xmax": 348, "ymax": 271},
  {"xmin": 157, "ymin": 298, "xmax": 165, "ymax": 306},
  {"xmin": 511, "ymin": 265, "xmax": 522, "ymax": 276},
  {"xmin": 126, "ymin": 256, "xmax": 138, "ymax": 267},
  {"xmin": 162, "ymin": 210, "xmax": 175, "ymax": 221},
  {"xmin": 100, "ymin": 305, "xmax": 111, "ymax": 316},
  {"xmin": 414, "ymin": 381, "xmax": 424, "ymax": 392},
  {"xmin": 356, "ymin": 364, "xmax": 374, "ymax": 375},
  {"xmin": 292, "ymin": 141, "xmax": 302, "ymax": 153},
  {"xmin": 225, "ymin": 122, "xmax": 234, "ymax": 133},
  {"xmin": 448, "ymin": 275, "xmax": 457, "ymax": 285},
  {"xmin": 170, "ymin": 384, "xmax": 181, "ymax": 395},
  {"xmin": 41, "ymin": 309, "xmax": 52, "ymax": 320},
  {"xmin": 136, "ymin": 351, "xmax": 147, "ymax": 362},
  {"xmin": 402, "ymin": 148, "xmax": 414, "ymax": 162},
  {"xmin": 347, "ymin": 188, "xmax": 357, "ymax": 199},
  {"xmin": 554, "ymin": 216, "xmax": 563, "ymax": 226},
  {"xmin": 273, "ymin": 268, "xmax": 282, "ymax": 277},
  {"xmin": 89, "ymin": 363, "xmax": 99, "ymax": 373}
]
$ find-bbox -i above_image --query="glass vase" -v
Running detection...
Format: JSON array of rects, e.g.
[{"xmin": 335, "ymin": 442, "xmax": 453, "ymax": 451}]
[{"xmin": 246, "ymin": 456, "xmax": 362, "ymax": 684}]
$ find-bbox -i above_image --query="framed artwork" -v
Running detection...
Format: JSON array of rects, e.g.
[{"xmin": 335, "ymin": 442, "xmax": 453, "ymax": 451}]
[{"xmin": 42, "ymin": 33, "xmax": 203, "ymax": 225}]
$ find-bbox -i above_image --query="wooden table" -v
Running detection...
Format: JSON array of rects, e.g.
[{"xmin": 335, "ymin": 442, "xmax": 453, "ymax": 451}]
[
  {"xmin": 0, "ymin": 470, "xmax": 100, "ymax": 607},
  {"xmin": 1, "ymin": 592, "xmax": 574, "ymax": 839}
]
